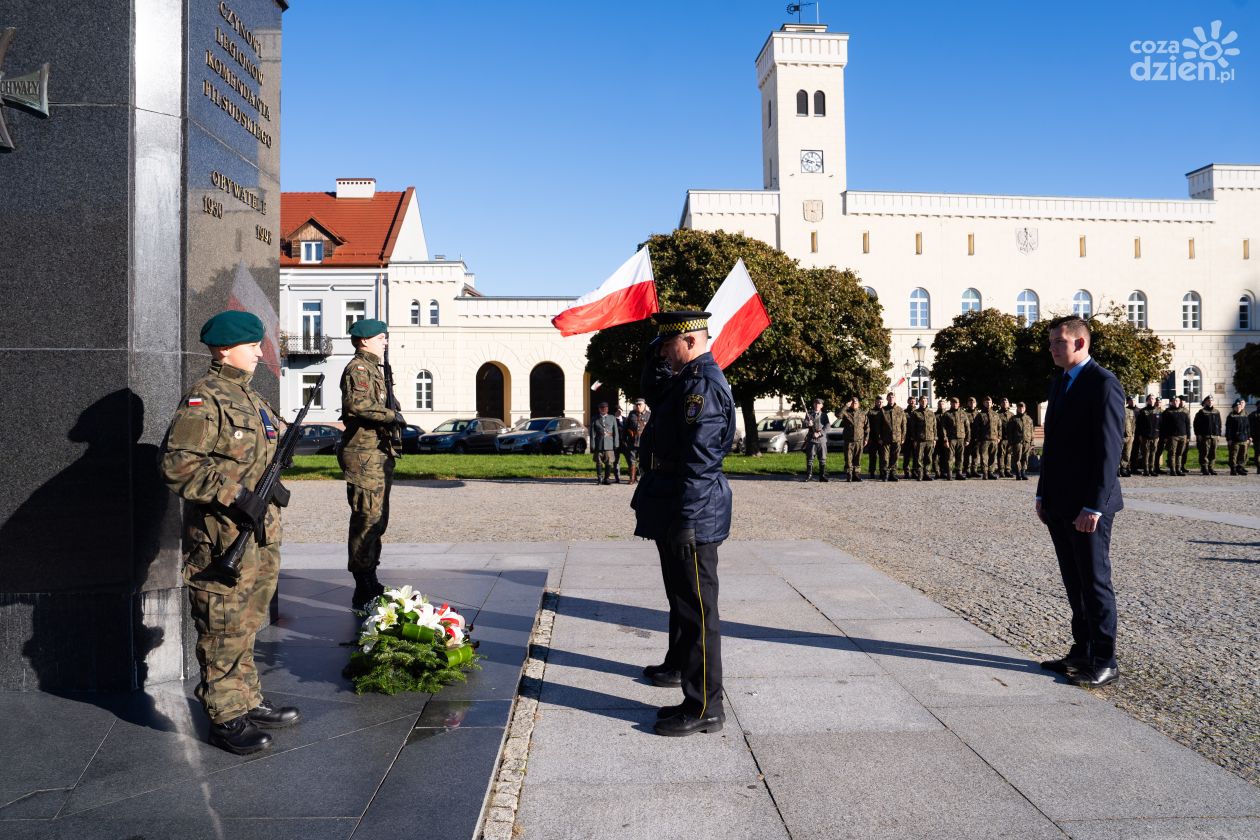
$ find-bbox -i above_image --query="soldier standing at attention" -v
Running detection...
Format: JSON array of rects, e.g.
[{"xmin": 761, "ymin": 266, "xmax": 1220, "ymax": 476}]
[
  {"xmin": 973, "ymin": 396, "xmax": 1003, "ymax": 479},
  {"xmin": 1159, "ymin": 395, "xmax": 1191, "ymax": 476},
  {"xmin": 876, "ymin": 392, "xmax": 907, "ymax": 482},
  {"xmin": 590, "ymin": 401, "xmax": 621, "ymax": 484},
  {"xmin": 935, "ymin": 398, "xmax": 950, "ymax": 479},
  {"xmin": 1193, "ymin": 396, "xmax": 1222, "ymax": 475},
  {"xmin": 1176, "ymin": 397, "xmax": 1193, "ymax": 475},
  {"xmin": 911, "ymin": 396, "xmax": 937, "ymax": 481},
  {"xmin": 802, "ymin": 398, "xmax": 831, "ymax": 482},
  {"xmin": 160, "ymin": 311, "xmax": 300, "ymax": 755},
  {"xmin": 339, "ymin": 319, "xmax": 403, "ymax": 610},
  {"xmin": 941, "ymin": 397, "xmax": 969, "ymax": 480},
  {"xmin": 1251, "ymin": 401, "xmax": 1260, "ymax": 473},
  {"xmin": 1225, "ymin": 398, "xmax": 1250, "ymax": 475},
  {"xmin": 840, "ymin": 397, "xmax": 867, "ymax": 482},
  {"xmin": 1134, "ymin": 394, "xmax": 1160, "ymax": 476},
  {"xmin": 963, "ymin": 396, "xmax": 980, "ymax": 477},
  {"xmin": 1123, "ymin": 397, "xmax": 1144, "ymax": 476},
  {"xmin": 632, "ymin": 311, "xmax": 735, "ymax": 737},
  {"xmin": 624, "ymin": 397, "xmax": 651, "ymax": 484},
  {"xmin": 996, "ymin": 397, "xmax": 1014, "ymax": 477},
  {"xmin": 1006, "ymin": 401, "xmax": 1035, "ymax": 480},
  {"xmin": 865, "ymin": 401, "xmax": 882, "ymax": 479},
  {"xmin": 901, "ymin": 397, "xmax": 916, "ymax": 478}
]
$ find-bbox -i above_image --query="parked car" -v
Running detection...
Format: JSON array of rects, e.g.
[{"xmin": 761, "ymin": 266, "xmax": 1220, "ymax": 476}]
[
  {"xmin": 496, "ymin": 417, "xmax": 587, "ymax": 454},
  {"xmin": 400, "ymin": 424, "xmax": 426, "ymax": 454},
  {"xmin": 756, "ymin": 415, "xmax": 807, "ymax": 453},
  {"xmin": 827, "ymin": 415, "xmax": 848, "ymax": 453},
  {"xmin": 416, "ymin": 417, "xmax": 506, "ymax": 453},
  {"xmin": 292, "ymin": 423, "xmax": 342, "ymax": 455}
]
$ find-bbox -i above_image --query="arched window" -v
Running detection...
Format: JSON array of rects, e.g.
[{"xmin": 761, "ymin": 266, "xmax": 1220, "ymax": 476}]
[
  {"xmin": 1182, "ymin": 366, "xmax": 1202, "ymax": 403},
  {"xmin": 1072, "ymin": 290, "xmax": 1093, "ymax": 318},
  {"xmin": 1016, "ymin": 290, "xmax": 1039, "ymax": 325},
  {"xmin": 796, "ymin": 89, "xmax": 808, "ymax": 115},
  {"xmin": 410, "ymin": 300, "xmax": 421, "ymax": 326},
  {"xmin": 960, "ymin": 288, "xmax": 981, "ymax": 313},
  {"xmin": 1241, "ymin": 293, "xmax": 1255, "ymax": 330},
  {"xmin": 813, "ymin": 90, "xmax": 826, "ymax": 116},
  {"xmin": 863, "ymin": 286, "xmax": 877, "ymax": 300},
  {"xmin": 909, "ymin": 288, "xmax": 930, "ymax": 328},
  {"xmin": 909, "ymin": 365, "xmax": 930, "ymax": 400},
  {"xmin": 529, "ymin": 362, "xmax": 565, "ymax": 418},
  {"xmin": 1181, "ymin": 291, "xmax": 1201, "ymax": 330},
  {"xmin": 428, "ymin": 299, "xmax": 440, "ymax": 326},
  {"xmin": 415, "ymin": 370, "xmax": 433, "ymax": 410},
  {"xmin": 1127, "ymin": 291, "xmax": 1147, "ymax": 328}
]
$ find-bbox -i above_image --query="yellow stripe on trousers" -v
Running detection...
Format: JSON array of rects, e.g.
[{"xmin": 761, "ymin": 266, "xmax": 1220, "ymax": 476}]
[{"xmin": 691, "ymin": 544, "xmax": 707, "ymax": 718}]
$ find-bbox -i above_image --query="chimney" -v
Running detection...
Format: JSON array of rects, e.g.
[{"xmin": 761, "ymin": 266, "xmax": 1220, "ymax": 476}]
[{"xmin": 335, "ymin": 178, "xmax": 376, "ymax": 199}]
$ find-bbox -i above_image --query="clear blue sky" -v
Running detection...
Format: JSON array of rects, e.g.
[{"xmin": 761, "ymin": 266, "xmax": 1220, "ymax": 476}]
[{"xmin": 281, "ymin": 0, "xmax": 1259, "ymax": 297}]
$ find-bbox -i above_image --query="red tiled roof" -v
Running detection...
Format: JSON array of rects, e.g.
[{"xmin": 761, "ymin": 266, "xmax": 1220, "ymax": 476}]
[{"xmin": 280, "ymin": 186, "xmax": 413, "ymax": 267}]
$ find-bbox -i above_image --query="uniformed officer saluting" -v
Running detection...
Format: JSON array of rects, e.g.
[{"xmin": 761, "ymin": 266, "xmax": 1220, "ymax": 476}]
[
  {"xmin": 632, "ymin": 311, "xmax": 736, "ymax": 737},
  {"xmin": 340, "ymin": 319, "xmax": 404, "ymax": 610},
  {"xmin": 160, "ymin": 311, "xmax": 300, "ymax": 755}
]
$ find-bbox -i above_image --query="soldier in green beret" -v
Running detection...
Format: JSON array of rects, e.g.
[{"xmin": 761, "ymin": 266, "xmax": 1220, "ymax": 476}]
[
  {"xmin": 160, "ymin": 310, "xmax": 300, "ymax": 755},
  {"xmin": 340, "ymin": 319, "xmax": 403, "ymax": 609}
]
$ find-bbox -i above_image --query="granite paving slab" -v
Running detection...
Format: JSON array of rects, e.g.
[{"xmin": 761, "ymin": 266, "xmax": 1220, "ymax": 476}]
[
  {"xmin": 726, "ymin": 674, "xmax": 943, "ymax": 735},
  {"xmin": 1058, "ymin": 816, "xmax": 1260, "ymax": 839}
]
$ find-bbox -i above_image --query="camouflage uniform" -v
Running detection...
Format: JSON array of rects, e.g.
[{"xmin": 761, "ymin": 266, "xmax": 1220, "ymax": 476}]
[
  {"xmin": 962, "ymin": 403, "xmax": 979, "ymax": 476},
  {"xmin": 1119, "ymin": 403, "xmax": 1136, "ymax": 476},
  {"xmin": 906, "ymin": 406, "xmax": 937, "ymax": 480},
  {"xmin": 1134, "ymin": 402, "xmax": 1160, "ymax": 476},
  {"xmin": 1005, "ymin": 409, "xmax": 1035, "ymax": 479},
  {"xmin": 972, "ymin": 406, "xmax": 1003, "ymax": 478},
  {"xmin": 995, "ymin": 405, "xmax": 1013, "ymax": 477},
  {"xmin": 1225, "ymin": 404, "xmax": 1250, "ymax": 475},
  {"xmin": 840, "ymin": 405, "xmax": 868, "ymax": 481},
  {"xmin": 339, "ymin": 350, "xmax": 400, "ymax": 577},
  {"xmin": 1193, "ymin": 402, "xmax": 1222, "ymax": 475},
  {"xmin": 875, "ymin": 402, "xmax": 907, "ymax": 481},
  {"xmin": 940, "ymin": 405, "xmax": 969, "ymax": 479},
  {"xmin": 160, "ymin": 361, "xmax": 283, "ymax": 725},
  {"xmin": 865, "ymin": 407, "xmax": 882, "ymax": 478}
]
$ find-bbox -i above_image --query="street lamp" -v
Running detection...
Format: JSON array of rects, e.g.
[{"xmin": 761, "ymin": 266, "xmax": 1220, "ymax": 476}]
[
  {"xmin": 903, "ymin": 359, "xmax": 912, "ymax": 401},
  {"xmin": 912, "ymin": 337, "xmax": 927, "ymax": 398}
]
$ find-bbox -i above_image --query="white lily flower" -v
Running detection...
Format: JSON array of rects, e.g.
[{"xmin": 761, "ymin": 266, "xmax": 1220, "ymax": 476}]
[{"xmin": 374, "ymin": 602, "xmax": 399, "ymax": 630}]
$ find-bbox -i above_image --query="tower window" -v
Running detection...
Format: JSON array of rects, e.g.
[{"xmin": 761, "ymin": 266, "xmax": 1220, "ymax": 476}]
[
  {"xmin": 796, "ymin": 89, "xmax": 808, "ymax": 116},
  {"xmin": 767, "ymin": 100, "xmax": 772, "ymax": 127},
  {"xmin": 813, "ymin": 91, "xmax": 826, "ymax": 116}
]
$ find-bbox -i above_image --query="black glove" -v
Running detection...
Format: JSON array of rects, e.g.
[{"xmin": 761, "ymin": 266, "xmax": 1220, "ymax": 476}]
[
  {"xmin": 229, "ymin": 487, "xmax": 267, "ymax": 531},
  {"xmin": 271, "ymin": 481, "xmax": 291, "ymax": 508},
  {"xmin": 667, "ymin": 527, "xmax": 696, "ymax": 552}
]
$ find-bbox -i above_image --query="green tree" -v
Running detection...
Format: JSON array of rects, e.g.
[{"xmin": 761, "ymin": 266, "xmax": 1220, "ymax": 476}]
[
  {"xmin": 1080, "ymin": 304, "xmax": 1174, "ymax": 398},
  {"xmin": 928, "ymin": 309, "xmax": 1023, "ymax": 401},
  {"xmin": 1234, "ymin": 342, "xmax": 1260, "ymax": 398},
  {"xmin": 585, "ymin": 229, "xmax": 889, "ymax": 453}
]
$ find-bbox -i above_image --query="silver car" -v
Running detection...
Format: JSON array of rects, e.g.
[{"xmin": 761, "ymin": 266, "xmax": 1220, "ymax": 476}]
[{"xmin": 756, "ymin": 415, "xmax": 808, "ymax": 453}]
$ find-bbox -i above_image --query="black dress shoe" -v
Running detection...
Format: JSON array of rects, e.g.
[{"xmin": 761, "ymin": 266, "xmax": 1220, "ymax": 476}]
[
  {"xmin": 654, "ymin": 711, "xmax": 725, "ymax": 736},
  {"xmin": 1039, "ymin": 655, "xmax": 1089, "ymax": 675},
  {"xmin": 209, "ymin": 714, "xmax": 272, "ymax": 755},
  {"xmin": 656, "ymin": 703, "xmax": 685, "ymax": 719},
  {"xmin": 248, "ymin": 697, "xmax": 301, "ymax": 728},
  {"xmin": 1071, "ymin": 664, "xmax": 1119, "ymax": 688},
  {"xmin": 642, "ymin": 663, "xmax": 682, "ymax": 687}
]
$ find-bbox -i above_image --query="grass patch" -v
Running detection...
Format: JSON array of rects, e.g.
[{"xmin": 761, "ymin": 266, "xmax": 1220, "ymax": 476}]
[{"xmin": 287, "ymin": 452, "xmax": 810, "ymax": 481}]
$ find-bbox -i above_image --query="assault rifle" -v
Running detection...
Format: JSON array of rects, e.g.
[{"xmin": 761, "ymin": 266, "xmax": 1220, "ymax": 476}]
[
  {"xmin": 211, "ymin": 373, "xmax": 324, "ymax": 583},
  {"xmin": 383, "ymin": 346, "xmax": 404, "ymax": 453}
]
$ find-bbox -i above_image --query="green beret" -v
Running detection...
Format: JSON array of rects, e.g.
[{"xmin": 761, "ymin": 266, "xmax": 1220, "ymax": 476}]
[
  {"xmin": 349, "ymin": 319, "xmax": 388, "ymax": 339},
  {"xmin": 200, "ymin": 310, "xmax": 265, "ymax": 347}
]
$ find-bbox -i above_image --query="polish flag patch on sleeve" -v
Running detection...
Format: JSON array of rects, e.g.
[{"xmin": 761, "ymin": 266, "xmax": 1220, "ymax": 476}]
[{"xmin": 187, "ymin": 397, "xmax": 204, "ymax": 407}]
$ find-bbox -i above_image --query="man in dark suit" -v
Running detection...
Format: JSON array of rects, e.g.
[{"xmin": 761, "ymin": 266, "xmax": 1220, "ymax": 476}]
[{"xmin": 1036, "ymin": 316, "xmax": 1125, "ymax": 689}]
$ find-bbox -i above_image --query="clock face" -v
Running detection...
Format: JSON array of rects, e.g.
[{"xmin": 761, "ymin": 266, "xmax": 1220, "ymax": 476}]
[{"xmin": 800, "ymin": 150, "xmax": 823, "ymax": 173}]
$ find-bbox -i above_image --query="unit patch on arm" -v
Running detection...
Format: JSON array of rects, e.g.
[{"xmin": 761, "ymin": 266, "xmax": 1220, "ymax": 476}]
[{"xmin": 684, "ymin": 394, "xmax": 704, "ymax": 424}]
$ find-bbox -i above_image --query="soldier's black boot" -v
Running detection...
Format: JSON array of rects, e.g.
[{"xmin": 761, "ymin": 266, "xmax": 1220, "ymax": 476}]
[
  {"xmin": 209, "ymin": 714, "xmax": 272, "ymax": 756},
  {"xmin": 352, "ymin": 569, "xmax": 385, "ymax": 611},
  {"xmin": 614, "ymin": 465, "xmax": 622, "ymax": 483},
  {"xmin": 802, "ymin": 466, "xmax": 813, "ymax": 482},
  {"xmin": 852, "ymin": 473, "xmax": 863, "ymax": 482},
  {"xmin": 819, "ymin": 465, "xmax": 829, "ymax": 482},
  {"xmin": 248, "ymin": 697, "xmax": 302, "ymax": 729}
]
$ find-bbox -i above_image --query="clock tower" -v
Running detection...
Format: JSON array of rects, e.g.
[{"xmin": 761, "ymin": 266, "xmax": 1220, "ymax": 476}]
[{"xmin": 757, "ymin": 23, "xmax": 849, "ymax": 251}]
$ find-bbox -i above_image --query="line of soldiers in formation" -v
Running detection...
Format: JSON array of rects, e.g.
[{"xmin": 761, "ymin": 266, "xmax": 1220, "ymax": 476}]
[{"xmin": 798, "ymin": 393, "xmax": 1260, "ymax": 483}]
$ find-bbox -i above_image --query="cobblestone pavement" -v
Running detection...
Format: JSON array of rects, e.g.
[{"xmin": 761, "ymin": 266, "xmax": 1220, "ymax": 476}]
[{"xmin": 287, "ymin": 471, "xmax": 1260, "ymax": 785}]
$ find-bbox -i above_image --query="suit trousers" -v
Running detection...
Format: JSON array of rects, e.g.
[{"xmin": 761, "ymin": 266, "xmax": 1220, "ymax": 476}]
[
  {"xmin": 655, "ymin": 538, "xmax": 723, "ymax": 717},
  {"xmin": 1045, "ymin": 512, "xmax": 1117, "ymax": 666}
]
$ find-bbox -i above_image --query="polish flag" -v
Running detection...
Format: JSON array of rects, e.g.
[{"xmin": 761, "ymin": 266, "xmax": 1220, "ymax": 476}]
[
  {"xmin": 706, "ymin": 258, "xmax": 771, "ymax": 370},
  {"xmin": 551, "ymin": 247, "xmax": 659, "ymax": 336}
]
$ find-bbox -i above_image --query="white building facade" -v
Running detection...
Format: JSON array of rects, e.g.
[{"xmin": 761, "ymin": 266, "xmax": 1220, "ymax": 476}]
[
  {"xmin": 279, "ymin": 178, "xmax": 589, "ymax": 426},
  {"xmin": 682, "ymin": 24, "xmax": 1260, "ymax": 405}
]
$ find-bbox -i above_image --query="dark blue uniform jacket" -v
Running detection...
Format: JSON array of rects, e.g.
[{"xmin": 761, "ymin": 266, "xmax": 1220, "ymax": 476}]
[{"xmin": 631, "ymin": 351, "xmax": 736, "ymax": 543}]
